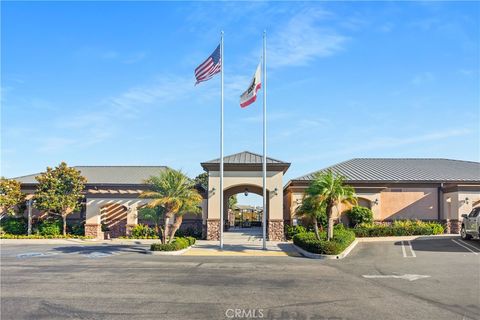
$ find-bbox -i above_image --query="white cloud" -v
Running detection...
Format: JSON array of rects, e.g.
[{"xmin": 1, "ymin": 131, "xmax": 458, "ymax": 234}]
[
  {"xmin": 410, "ymin": 72, "xmax": 435, "ymax": 86},
  {"xmin": 268, "ymin": 8, "xmax": 348, "ymax": 68}
]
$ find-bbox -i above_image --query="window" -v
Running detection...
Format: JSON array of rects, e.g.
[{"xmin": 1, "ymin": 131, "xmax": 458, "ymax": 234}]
[{"xmin": 468, "ymin": 208, "xmax": 480, "ymax": 218}]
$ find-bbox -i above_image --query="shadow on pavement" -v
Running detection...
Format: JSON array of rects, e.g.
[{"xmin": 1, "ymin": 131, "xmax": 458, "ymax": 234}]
[{"xmin": 52, "ymin": 245, "xmax": 147, "ymax": 255}]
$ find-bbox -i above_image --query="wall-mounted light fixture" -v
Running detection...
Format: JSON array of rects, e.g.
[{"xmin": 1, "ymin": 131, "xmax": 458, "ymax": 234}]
[
  {"xmin": 373, "ymin": 199, "xmax": 379, "ymax": 206},
  {"xmin": 244, "ymin": 188, "xmax": 249, "ymax": 196},
  {"xmin": 295, "ymin": 199, "xmax": 302, "ymax": 205},
  {"xmin": 465, "ymin": 197, "xmax": 469, "ymax": 205},
  {"xmin": 272, "ymin": 187, "xmax": 278, "ymax": 196},
  {"xmin": 210, "ymin": 187, "xmax": 216, "ymax": 196}
]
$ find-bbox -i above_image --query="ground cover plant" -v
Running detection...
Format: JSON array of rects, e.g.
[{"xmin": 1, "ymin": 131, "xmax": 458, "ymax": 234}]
[{"xmin": 293, "ymin": 225, "xmax": 356, "ymax": 255}]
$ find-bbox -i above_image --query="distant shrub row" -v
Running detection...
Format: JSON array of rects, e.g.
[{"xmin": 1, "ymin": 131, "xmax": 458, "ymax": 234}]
[{"xmin": 353, "ymin": 220, "xmax": 444, "ymax": 237}]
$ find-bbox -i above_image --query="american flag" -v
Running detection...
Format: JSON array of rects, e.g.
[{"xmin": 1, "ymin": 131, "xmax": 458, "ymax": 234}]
[{"xmin": 194, "ymin": 44, "xmax": 221, "ymax": 85}]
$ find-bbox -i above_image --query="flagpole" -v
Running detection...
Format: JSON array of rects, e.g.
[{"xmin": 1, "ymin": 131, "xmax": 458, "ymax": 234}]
[
  {"xmin": 262, "ymin": 30, "xmax": 267, "ymax": 250},
  {"xmin": 219, "ymin": 31, "xmax": 225, "ymax": 249}
]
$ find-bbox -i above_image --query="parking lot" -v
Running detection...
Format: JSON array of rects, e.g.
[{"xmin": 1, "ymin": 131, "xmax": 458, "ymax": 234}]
[{"xmin": 1, "ymin": 237, "xmax": 479, "ymax": 320}]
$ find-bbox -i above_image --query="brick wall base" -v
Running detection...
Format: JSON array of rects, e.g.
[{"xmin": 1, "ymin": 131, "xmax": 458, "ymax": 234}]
[
  {"xmin": 207, "ymin": 219, "xmax": 220, "ymax": 240},
  {"xmin": 268, "ymin": 219, "xmax": 284, "ymax": 241},
  {"xmin": 85, "ymin": 224, "xmax": 103, "ymax": 239}
]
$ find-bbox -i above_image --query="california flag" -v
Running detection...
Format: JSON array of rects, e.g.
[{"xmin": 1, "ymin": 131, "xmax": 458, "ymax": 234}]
[{"xmin": 240, "ymin": 63, "xmax": 262, "ymax": 108}]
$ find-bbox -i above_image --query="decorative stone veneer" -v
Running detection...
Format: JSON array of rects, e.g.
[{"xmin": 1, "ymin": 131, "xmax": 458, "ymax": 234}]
[
  {"xmin": 85, "ymin": 224, "xmax": 103, "ymax": 239},
  {"xmin": 268, "ymin": 219, "xmax": 284, "ymax": 241},
  {"xmin": 207, "ymin": 219, "xmax": 220, "ymax": 240},
  {"xmin": 444, "ymin": 219, "xmax": 461, "ymax": 234}
]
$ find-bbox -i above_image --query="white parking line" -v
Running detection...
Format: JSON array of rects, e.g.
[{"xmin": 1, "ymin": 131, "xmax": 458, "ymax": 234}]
[
  {"xmin": 401, "ymin": 241, "xmax": 416, "ymax": 258},
  {"xmin": 452, "ymin": 239, "xmax": 479, "ymax": 255},
  {"xmin": 457, "ymin": 239, "xmax": 480, "ymax": 253}
]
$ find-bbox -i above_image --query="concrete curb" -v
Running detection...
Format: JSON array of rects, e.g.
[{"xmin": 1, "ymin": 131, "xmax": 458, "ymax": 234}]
[
  {"xmin": 293, "ymin": 239, "xmax": 358, "ymax": 260},
  {"xmin": 144, "ymin": 246, "xmax": 192, "ymax": 255},
  {"xmin": 357, "ymin": 234, "xmax": 459, "ymax": 242}
]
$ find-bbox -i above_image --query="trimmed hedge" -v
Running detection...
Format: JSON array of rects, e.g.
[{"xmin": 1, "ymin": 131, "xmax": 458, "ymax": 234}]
[
  {"xmin": 353, "ymin": 220, "xmax": 444, "ymax": 237},
  {"xmin": 150, "ymin": 237, "xmax": 196, "ymax": 251},
  {"xmin": 285, "ymin": 225, "xmax": 307, "ymax": 240},
  {"xmin": 293, "ymin": 227, "xmax": 356, "ymax": 255}
]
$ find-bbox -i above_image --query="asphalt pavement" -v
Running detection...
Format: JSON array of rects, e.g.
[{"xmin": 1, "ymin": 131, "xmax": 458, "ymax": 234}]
[{"xmin": 1, "ymin": 237, "xmax": 479, "ymax": 320}]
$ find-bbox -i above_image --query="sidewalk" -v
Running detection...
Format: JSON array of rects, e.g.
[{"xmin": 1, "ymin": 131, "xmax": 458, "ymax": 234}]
[{"xmin": 184, "ymin": 240, "xmax": 301, "ymax": 256}]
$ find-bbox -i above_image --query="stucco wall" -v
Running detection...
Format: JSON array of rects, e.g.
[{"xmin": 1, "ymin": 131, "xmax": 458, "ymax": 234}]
[
  {"xmin": 379, "ymin": 188, "xmax": 438, "ymax": 220},
  {"xmin": 444, "ymin": 191, "xmax": 480, "ymax": 220},
  {"xmin": 284, "ymin": 187, "xmax": 441, "ymax": 222}
]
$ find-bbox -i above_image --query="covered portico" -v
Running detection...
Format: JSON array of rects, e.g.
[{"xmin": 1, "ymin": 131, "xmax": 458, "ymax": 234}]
[{"xmin": 200, "ymin": 151, "xmax": 290, "ymax": 241}]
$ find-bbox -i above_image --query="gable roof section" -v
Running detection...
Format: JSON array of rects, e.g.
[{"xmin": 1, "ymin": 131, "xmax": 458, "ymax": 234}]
[
  {"xmin": 292, "ymin": 158, "xmax": 480, "ymax": 184},
  {"xmin": 14, "ymin": 166, "xmax": 168, "ymax": 185},
  {"xmin": 201, "ymin": 151, "xmax": 290, "ymax": 172}
]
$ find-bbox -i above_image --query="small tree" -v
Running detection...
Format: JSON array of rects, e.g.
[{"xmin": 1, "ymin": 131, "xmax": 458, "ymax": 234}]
[
  {"xmin": 295, "ymin": 195, "xmax": 327, "ymax": 240},
  {"xmin": 0, "ymin": 177, "xmax": 25, "ymax": 220},
  {"xmin": 141, "ymin": 169, "xmax": 202, "ymax": 244},
  {"xmin": 194, "ymin": 172, "xmax": 208, "ymax": 190},
  {"xmin": 306, "ymin": 171, "xmax": 357, "ymax": 241},
  {"xmin": 138, "ymin": 206, "xmax": 165, "ymax": 237},
  {"xmin": 34, "ymin": 162, "xmax": 87, "ymax": 236},
  {"xmin": 228, "ymin": 194, "xmax": 237, "ymax": 209}
]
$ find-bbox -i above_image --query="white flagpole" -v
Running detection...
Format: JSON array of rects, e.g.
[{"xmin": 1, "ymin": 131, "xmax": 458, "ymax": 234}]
[
  {"xmin": 220, "ymin": 31, "xmax": 225, "ymax": 249},
  {"xmin": 262, "ymin": 30, "xmax": 267, "ymax": 250}
]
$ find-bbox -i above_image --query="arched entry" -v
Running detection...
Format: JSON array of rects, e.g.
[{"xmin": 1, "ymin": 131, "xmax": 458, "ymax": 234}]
[
  {"xmin": 224, "ymin": 184, "xmax": 269, "ymax": 230},
  {"xmin": 200, "ymin": 151, "xmax": 290, "ymax": 242}
]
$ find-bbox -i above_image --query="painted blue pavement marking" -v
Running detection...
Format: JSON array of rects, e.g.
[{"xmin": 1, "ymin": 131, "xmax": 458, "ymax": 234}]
[
  {"xmin": 16, "ymin": 252, "xmax": 58, "ymax": 259},
  {"xmin": 84, "ymin": 251, "xmax": 115, "ymax": 258}
]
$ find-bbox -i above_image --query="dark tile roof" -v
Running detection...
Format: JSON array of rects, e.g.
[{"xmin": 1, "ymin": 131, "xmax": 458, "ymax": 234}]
[
  {"xmin": 14, "ymin": 166, "xmax": 167, "ymax": 185},
  {"xmin": 203, "ymin": 151, "xmax": 288, "ymax": 164},
  {"xmin": 293, "ymin": 158, "xmax": 480, "ymax": 183}
]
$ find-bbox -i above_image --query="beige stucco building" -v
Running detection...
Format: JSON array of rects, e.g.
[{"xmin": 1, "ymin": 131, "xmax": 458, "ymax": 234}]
[
  {"xmin": 284, "ymin": 158, "xmax": 480, "ymax": 233},
  {"xmin": 14, "ymin": 153, "xmax": 480, "ymax": 238}
]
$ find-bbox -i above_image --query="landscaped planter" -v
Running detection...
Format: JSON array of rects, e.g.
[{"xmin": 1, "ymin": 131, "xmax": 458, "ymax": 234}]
[
  {"xmin": 293, "ymin": 239, "xmax": 358, "ymax": 259},
  {"xmin": 146, "ymin": 237, "xmax": 196, "ymax": 255},
  {"xmin": 145, "ymin": 246, "xmax": 193, "ymax": 255}
]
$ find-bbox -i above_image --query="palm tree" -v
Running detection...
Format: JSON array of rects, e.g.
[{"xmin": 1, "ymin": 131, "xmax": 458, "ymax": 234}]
[
  {"xmin": 169, "ymin": 194, "xmax": 202, "ymax": 243},
  {"xmin": 295, "ymin": 195, "xmax": 326, "ymax": 240},
  {"xmin": 138, "ymin": 206, "xmax": 165, "ymax": 238},
  {"xmin": 140, "ymin": 169, "xmax": 202, "ymax": 244},
  {"xmin": 305, "ymin": 171, "xmax": 357, "ymax": 240}
]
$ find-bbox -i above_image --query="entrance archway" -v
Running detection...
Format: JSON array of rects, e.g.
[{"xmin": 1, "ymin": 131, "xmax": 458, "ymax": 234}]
[
  {"xmin": 224, "ymin": 184, "xmax": 268, "ymax": 231},
  {"xmin": 200, "ymin": 151, "xmax": 290, "ymax": 242}
]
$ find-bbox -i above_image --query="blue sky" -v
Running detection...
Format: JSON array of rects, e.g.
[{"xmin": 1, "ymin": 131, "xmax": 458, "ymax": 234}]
[{"xmin": 2, "ymin": 2, "xmax": 479, "ymax": 202}]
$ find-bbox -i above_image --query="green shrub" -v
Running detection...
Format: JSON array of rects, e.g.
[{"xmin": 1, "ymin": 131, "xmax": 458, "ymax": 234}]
[
  {"xmin": 353, "ymin": 220, "xmax": 444, "ymax": 237},
  {"xmin": 345, "ymin": 206, "xmax": 373, "ymax": 227},
  {"xmin": 68, "ymin": 221, "xmax": 85, "ymax": 236},
  {"xmin": 150, "ymin": 237, "xmax": 194, "ymax": 251},
  {"xmin": 285, "ymin": 225, "xmax": 307, "ymax": 240},
  {"xmin": 174, "ymin": 227, "xmax": 202, "ymax": 239},
  {"xmin": 130, "ymin": 224, "xmax": 157, "ymax": 238},
  {"xmin": 0, "ymin": 218, "xmax": 27, "ymax": 235},
  {"xmin": 293, "ymin": 229, "xmax": 356, "ymax": 255},
  {"xmin": 38, "ymin": 219, "xmax": 62, "ymax": 236},
  {"xmin": 185, "ymin": 236, "xmax": 196, "ymax": 246}
]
